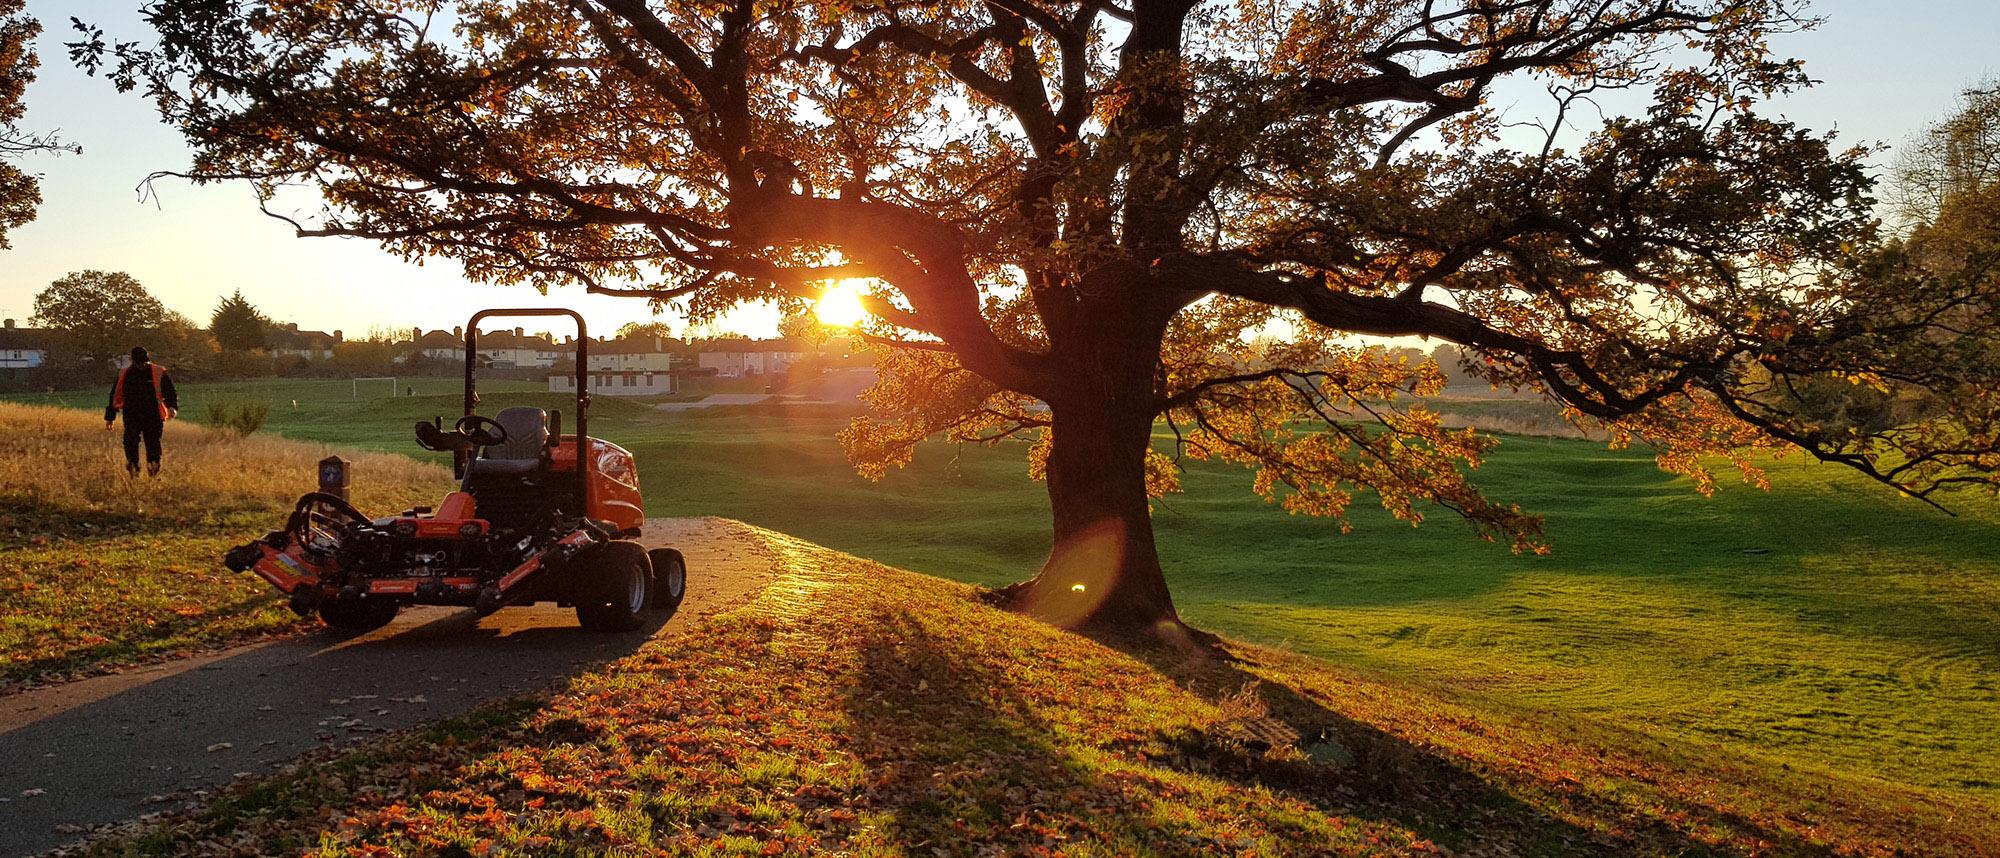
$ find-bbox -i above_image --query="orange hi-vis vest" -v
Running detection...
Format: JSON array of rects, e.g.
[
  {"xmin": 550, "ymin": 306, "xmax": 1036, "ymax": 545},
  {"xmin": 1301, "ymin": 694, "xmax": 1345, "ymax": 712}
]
[{"xmin": 114, "ymin": 363, "xmax": 172, "ymax": 421}]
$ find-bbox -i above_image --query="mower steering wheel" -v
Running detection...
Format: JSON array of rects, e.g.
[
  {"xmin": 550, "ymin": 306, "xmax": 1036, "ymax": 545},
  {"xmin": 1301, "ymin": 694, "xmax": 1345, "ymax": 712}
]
[{"xmin": 454, "ymin": 414, "xmax": 510, "ymax": 447}]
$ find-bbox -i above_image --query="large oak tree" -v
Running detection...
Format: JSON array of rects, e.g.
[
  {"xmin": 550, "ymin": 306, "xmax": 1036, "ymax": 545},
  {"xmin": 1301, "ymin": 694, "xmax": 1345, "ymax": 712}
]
[{"xmin": 80, "ymin": 0, "xmax": 2000, "ymax": 632}]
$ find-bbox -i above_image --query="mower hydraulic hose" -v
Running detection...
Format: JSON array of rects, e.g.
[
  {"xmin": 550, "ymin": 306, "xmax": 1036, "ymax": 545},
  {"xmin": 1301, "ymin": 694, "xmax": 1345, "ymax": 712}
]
[{"xmin": 285, "ymin": 492, "xmax": 371, "ymax": 533}]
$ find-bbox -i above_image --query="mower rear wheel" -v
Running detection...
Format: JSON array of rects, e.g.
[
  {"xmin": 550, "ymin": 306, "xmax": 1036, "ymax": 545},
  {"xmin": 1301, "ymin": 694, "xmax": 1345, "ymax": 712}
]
[
  {"xmin": 575, "ymin": 541, "xmax": 653, "ymax": 632},
  {"xmin": 318, "ymin": 597, "xmax": 399, "ymax": 632},
  {"xmin": 647, "ymin": 548, "xmax": 688, "ymax": 612}
]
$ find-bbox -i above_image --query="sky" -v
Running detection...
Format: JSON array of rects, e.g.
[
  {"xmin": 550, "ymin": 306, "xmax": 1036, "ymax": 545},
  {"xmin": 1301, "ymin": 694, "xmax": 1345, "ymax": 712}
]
[{"xmin": 1, "ymin": 0, "xmax": 1996, "ymax": 340}]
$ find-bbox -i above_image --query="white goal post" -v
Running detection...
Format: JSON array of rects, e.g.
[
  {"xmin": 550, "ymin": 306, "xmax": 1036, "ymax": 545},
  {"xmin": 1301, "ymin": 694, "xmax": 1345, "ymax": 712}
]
[{"xmin": 352, "ymin": 377, "xmax": 398, "ymax": 399}]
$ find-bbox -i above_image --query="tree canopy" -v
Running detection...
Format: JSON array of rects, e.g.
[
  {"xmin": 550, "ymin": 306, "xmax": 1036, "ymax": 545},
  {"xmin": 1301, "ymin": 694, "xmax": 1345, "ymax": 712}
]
[
  {"xmin": 33, "ymin": 270, "xmax": 170, "ymax": 370},
  {"xmin": 1893, "ymin": 81, "xmax": 1999, "ymax": 230},
  {"xmin": 1, "ymin": 0, "xmax": 78, "ymax": 248},
  {"xmin": 210, "ymin": 289, "xmax": 272, "ymax": 352},
  {"xmin": 614, "ymin": 320, "xmax": 678, "ymax": 341},
  {"xmin": 78, "ymin": 0, "xmax": 2000, "ymax": 629}
]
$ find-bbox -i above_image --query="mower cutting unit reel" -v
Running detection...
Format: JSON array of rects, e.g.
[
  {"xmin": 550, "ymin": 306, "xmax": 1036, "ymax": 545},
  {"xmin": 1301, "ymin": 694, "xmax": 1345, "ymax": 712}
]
[{"xmin": 222, "ymin": 309, "xmax": 690, "ymax": 633}]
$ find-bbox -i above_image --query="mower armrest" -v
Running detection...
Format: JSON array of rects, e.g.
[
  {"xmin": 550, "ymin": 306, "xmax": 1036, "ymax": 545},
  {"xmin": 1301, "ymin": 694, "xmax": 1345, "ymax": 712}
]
[{"xmin": 465, "ymin": 458, "xmax": 541, "ymax": 478}]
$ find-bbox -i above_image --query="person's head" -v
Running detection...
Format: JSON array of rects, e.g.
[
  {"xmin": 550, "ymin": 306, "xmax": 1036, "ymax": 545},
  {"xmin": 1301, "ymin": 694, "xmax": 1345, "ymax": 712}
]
[{"xmin": 130, "ymin": 346, "xmax": 150, "ymax": 365}]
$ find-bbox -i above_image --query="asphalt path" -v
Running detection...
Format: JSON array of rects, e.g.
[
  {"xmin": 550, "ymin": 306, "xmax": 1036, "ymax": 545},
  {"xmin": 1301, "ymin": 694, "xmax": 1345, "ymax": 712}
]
[{"xmin": 0, "ymin": 517, "xmax": 782, "ymax": 857}]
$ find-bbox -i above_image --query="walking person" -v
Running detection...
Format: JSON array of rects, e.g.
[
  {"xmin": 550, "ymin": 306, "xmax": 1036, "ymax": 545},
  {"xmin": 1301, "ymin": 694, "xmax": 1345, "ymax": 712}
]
[{"xmin": 104, "ymin": 346, "xmax": 178, "ymax": 477}]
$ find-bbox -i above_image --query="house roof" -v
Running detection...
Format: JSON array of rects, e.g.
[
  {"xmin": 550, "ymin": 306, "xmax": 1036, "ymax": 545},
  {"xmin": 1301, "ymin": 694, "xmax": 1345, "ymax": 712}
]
[
  {"xmin": 0, "ymin": 325, "xmax": 56, "ymax": 351},
  {"xmin": 697, "ymin": 337, "xmax": 809, "ymax": 354},
  {"xmin": 475, "ymin": 331, "xmax": 559, "ymax": 350},
  {"xmin": 414, "ymin": 330, "xmax": 462, "ymax": 349},
  {"xmin": 267, "ymin": 326, "xmax": 338, "ymax": 350},
  {"xmin": 413, "ymin": 330, "xmax": 559, "ymax": 351},
  {"xmin": 596, "ymin": 336, "xmax": 684, "ymax": 354}
]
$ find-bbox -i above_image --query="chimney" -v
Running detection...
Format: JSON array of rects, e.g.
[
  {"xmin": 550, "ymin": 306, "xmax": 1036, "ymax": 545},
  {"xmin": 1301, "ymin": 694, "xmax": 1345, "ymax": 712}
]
[
  {"xmin": 564, "ymin": 335, "xmax": 574, "ymax": 345},
  {"xmin": 332, "ymin": 330, "xmax": 344, "ymax": 342},
  {"xmin": 452, "ymin": 326, "xmax": 463, "ymax": 338},
  {"xmin": 3, "ymin": 319, "xmax": 13, "ymax": 329},
  {"xmin": 412, "ymin": 326, "xmax": 422, "ymax": 341},
  {"xmin": 287, "ymin": 322, "xmax": 299, "ymax": 331}
]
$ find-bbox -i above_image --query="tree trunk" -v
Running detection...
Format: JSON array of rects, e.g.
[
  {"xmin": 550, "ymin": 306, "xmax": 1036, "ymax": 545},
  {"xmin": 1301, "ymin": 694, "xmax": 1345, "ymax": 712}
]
[{"xmin": 993, "ymin": 307, "xmax": 1184, "ymax": 634}]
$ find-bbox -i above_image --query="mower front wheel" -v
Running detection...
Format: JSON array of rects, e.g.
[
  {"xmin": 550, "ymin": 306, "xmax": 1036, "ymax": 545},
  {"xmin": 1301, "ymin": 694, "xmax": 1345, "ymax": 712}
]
[
  {"xmin": 575, "ymin": 541, "xmax": 653, "ymax": 632},
  {"xmin": 318, "ymin": 597, "xmax": 400, "ymax": 632},
  {"xmin": 647, "ymin": 547, "xmax": 688, "ymax": 612}
]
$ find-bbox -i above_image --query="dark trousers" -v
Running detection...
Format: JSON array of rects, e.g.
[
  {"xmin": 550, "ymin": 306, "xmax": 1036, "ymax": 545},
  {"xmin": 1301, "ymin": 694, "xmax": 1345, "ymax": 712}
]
[{"xmin": 122, "ymin": 419, "xmax": 164, "ymax": 469}]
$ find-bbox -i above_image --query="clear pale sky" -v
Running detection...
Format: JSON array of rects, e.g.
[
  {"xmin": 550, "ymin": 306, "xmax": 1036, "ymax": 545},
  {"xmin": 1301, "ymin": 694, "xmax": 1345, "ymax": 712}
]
[{"xmin": 2, "ymin": 1, "xmax": 1995, "ymax": 338}]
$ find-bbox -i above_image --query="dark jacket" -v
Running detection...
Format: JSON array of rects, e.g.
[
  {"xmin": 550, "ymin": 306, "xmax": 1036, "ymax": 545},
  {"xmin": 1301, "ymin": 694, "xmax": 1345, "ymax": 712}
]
[{"xmin": 105, "ymin": 362, "xmax": 179, "ymax": 424}]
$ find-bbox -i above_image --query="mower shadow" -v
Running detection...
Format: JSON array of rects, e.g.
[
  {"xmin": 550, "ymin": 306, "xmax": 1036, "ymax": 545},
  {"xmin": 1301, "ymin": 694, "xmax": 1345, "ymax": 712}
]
[
  {"xmin": 0, "ymin": 603, "xmax": 672, "ymax": 857},
  {"xmin": 3, "ymin": 591, "xmax": 282, "ymax": 691},
  {"xmin": 314, "ymin": 601, "xmax": 677, "ymax": 647}
]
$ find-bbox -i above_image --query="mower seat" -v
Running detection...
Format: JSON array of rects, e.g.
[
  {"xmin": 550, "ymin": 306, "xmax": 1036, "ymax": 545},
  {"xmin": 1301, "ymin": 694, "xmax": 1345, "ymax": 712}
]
[{"xmin": 466, "ymin": 407, "xmax": 549, "ymax": 478}]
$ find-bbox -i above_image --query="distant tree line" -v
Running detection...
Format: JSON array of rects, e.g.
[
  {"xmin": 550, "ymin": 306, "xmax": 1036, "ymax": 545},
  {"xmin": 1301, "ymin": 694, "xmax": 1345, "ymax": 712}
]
[
  {"xmin": 17, "ymin": 271, "xmax": 427, "ymax": 389},
  {"xmin": 14, "ymin": 271, "xmax": 728, "ymax": 391},
  {"xmin": 1756, "ymin": 82, "xmax": 2000, "ymax": 436}
]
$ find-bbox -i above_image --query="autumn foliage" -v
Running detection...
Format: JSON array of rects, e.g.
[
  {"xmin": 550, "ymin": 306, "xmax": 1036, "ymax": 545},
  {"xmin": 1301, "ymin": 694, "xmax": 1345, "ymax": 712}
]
[{"xmin": 76, "ymin": 0, "xmax": 2000, "ymax": 629}]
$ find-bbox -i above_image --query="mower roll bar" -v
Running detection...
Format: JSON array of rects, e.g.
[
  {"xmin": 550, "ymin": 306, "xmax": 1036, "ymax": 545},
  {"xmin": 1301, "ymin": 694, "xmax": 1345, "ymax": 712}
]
[{"xmin": 464, "ymin": 308, "xmax": 589, "ymax": 515}]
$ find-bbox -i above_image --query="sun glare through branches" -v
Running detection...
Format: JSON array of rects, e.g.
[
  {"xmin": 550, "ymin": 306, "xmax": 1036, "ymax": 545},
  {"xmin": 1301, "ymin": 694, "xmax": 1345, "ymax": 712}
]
[{"xmin": 814, "ymin": 280, "xmax": 870, "ymax": 328}]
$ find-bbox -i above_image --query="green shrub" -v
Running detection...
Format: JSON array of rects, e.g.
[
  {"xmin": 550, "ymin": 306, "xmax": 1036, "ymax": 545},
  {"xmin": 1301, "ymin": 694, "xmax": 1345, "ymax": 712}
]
[{"xmin": 202, "ymin": 400, "xmax": 269, "ymax": 437}]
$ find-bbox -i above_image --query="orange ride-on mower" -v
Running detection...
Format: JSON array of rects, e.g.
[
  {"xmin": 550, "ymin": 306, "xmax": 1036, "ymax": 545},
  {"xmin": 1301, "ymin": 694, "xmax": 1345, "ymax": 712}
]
[{"xmin": 223, "ymin": 308, "xmax": 688, "ymax": 632}]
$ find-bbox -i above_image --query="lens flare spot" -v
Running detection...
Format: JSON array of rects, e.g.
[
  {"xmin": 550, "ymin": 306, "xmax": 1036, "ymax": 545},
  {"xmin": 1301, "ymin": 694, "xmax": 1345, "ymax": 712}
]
[{"xmin": 1018, "ymin": 520, "xmax": 1125, "ymax": 628}]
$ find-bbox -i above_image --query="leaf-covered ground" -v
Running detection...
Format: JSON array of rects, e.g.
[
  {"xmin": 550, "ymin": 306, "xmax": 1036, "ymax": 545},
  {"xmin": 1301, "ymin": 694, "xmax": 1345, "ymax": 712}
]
[
  {"xmin": 0, "ymin": 403, "xmax": 449, "ymax": 689},
  {"xmin": 73, "ymin": 529, "xmax": 1997, "ymax": 857}
]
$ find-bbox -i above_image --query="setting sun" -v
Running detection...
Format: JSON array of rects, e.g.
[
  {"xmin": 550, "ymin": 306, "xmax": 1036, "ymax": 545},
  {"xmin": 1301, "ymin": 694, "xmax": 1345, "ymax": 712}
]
[{"xmin": 814, "ymin": 279, "xmax": 870, "ymax": 328}]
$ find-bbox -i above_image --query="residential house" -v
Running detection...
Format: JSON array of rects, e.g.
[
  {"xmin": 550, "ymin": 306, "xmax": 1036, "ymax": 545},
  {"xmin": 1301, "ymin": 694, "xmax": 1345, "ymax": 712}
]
[
  {"xmin": 0, "ymin": 320, "xmax": 52, "ymax": 381},
  {"xmin": 266, "ymin": 323, "xmax": 342, "ymax": 361},
  {"xmin": 408, "ymin": 327, "xmax": 565, "ymax": 368},
  {"xmin": 550, "ymin": 370, "xmax": 679, "ymax": 397},
  {"xmin": 696, "ymin": 338, "xmax": 809, "ymax": 378},
  {"xmin": 410, "ymin": 327, "xmax": 466, "ymax": 363},
  {"xmin": 474, "ymin": 328, "xmax": 561, "ymax": 368},
  {"xmin": 588, "ymin": 335, "xmax": 681, "ymax": 372},
  {"xmin": 534, "ymin": 337, "xmax": 569, "ymax": 367}
]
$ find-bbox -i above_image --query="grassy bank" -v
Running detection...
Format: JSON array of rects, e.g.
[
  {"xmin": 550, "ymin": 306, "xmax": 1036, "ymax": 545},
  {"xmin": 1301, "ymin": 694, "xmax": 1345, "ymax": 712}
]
[
  {"xmin": 9, "ymin": 380, "xmax": 2000, "ymax": 804},
  {"xmin": 0, "ymin": 403, "xmax": 450, "ymax": 688},
  {"xmin": 77, "ymin": 531, "xmax": 1999, "ymax": 856}
]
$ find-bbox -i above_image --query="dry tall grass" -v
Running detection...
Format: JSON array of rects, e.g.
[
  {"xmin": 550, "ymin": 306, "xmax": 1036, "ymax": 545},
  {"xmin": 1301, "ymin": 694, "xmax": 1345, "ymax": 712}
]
[
  {"xmin": 0, "ymin": 402, "xmax": 451, "ymax": 688},
  {"xmin": 0, "ymin": 402, "xmax": 448, "ymax": 528}
]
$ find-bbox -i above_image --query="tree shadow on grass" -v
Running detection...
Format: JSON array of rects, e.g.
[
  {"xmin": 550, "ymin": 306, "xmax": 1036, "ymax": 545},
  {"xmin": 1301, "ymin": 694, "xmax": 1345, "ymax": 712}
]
[
  {"xmin": 839, "ymin": 611, "xmax": 1218, "ymax": 853},
  {"xmin": 834, "ymin": 606, "xmax": 1763, "ymax": 856},
  {"xmin": 1088, "ymin": 629, "xmax": 1847, "ymax": 858}
]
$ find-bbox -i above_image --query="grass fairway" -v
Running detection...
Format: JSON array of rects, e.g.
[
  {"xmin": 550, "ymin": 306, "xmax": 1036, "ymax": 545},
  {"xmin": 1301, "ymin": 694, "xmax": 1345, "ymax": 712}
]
[{"xmin": 11, "ymin": 378, "xmax": 2000, "ymax": 808}]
